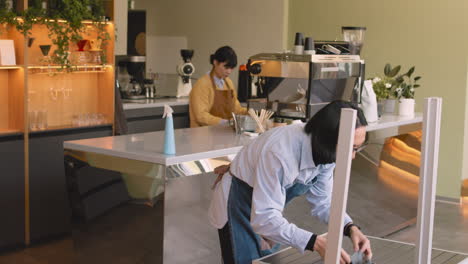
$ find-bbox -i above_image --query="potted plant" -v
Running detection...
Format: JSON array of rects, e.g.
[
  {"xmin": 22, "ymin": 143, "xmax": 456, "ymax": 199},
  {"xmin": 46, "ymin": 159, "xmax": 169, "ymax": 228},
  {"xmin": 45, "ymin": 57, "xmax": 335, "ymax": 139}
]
[
  {"xmin": 371, "ymin": 63, "xmax": 401, "ymax": 115},
  {"xmin": 395, "ymin": 66, "xmax": 421, "ymax": 117}
]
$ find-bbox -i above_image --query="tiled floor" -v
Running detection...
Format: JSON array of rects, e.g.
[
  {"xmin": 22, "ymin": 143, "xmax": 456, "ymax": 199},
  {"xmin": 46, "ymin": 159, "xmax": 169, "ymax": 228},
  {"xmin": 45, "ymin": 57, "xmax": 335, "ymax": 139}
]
[
  {"xmin": 1, "ymin": 155, "xmax": 467, "ymax": 263},
  {"xmin": 387, "ymin": 200, "xmax": 468, "ymax": 254}
]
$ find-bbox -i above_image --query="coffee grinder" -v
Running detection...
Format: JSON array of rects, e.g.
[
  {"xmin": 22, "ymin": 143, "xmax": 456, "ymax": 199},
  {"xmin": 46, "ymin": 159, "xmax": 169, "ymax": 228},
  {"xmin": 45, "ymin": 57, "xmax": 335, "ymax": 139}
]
[
  {"xmin": 175, "ymin": 49, "xmax": 195, "ymax": 97},
  {"xmin": 117, "ymin": 55, "xmax": 147, "ymax": 99},
  {"xmin": 341, "ymin": 26, "xmax": 367, "ymax": 55}
]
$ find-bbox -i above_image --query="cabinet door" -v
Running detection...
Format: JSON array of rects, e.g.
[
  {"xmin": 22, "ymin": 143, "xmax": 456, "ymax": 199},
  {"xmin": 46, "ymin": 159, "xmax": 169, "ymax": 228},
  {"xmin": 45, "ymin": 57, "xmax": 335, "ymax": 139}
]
[
  {"xmin": 0, "ymin": 135, "xmax": 25, "ymax": 248},
  {"xmin": 29, "ymin": 127, "xmax": 112, "ymax": 242},
  {"xmin": 127, "ymin": 117, "xmax": 165, "ymax": 134}
]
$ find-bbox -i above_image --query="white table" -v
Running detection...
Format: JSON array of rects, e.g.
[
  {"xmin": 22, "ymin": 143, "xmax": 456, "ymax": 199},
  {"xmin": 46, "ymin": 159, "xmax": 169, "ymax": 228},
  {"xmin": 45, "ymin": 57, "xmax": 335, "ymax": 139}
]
[{"xmin": 64, "ymin": 114, "xmax": 423, "ymax": 263}]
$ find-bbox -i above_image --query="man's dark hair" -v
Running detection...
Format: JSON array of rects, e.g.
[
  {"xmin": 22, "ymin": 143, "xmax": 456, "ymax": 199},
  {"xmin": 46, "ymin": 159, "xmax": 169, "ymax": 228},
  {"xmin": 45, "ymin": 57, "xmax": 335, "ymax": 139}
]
[
  {"xmin": 304, "ymin": 100, "xmax": 368, "ymax": 165},
  {"xmin": 210, "ymin": 46, "xmax": 237, "ymax": 68}
]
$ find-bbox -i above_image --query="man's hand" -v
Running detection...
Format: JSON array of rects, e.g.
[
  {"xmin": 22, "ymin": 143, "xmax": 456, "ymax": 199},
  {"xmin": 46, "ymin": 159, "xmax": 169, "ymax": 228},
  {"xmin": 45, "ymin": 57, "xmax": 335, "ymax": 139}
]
[
  {"xmin": 211, "ymin": 165, "xmax": 230, "ymax": 190},
  {"xmin": 314, "ymin": 233, "xmax": 351, "ymax": 264},
  {"xmin": 349, "ymin": 226, "xmax": 372, "ymax": 260}
]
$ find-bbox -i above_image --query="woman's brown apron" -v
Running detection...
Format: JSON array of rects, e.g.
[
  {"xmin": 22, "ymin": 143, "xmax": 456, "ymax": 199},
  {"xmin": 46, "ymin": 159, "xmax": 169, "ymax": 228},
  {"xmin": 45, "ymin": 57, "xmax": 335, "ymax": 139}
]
[{"xmin": 209, "ymin": 70, "xmax": 235, "ymax": 120}]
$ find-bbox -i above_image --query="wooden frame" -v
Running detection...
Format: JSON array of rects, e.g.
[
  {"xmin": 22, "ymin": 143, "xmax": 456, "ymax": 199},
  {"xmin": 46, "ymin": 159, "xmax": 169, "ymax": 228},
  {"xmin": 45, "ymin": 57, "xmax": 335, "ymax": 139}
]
[
  {"xmin": 324, "ymin": 109, "xmax": 357, "ymax": 264},
  {"xmin": 325, "ymin": 98, "xmax": 443, "ymax": 264},
  {"xmin": 415, "ymin": 97, "xmax": 442, "ymax": 264}
]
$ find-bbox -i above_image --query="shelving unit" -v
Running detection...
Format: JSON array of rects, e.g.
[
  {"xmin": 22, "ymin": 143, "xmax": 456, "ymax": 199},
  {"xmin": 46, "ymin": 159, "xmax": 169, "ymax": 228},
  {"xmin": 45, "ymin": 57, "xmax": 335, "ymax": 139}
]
[
  {"xmin": 0, "ymin": 24, "xmax": 25, "ymax": 136},
  {"xmin": 0, "ymin": 0, "xmax": 116, "ymax": 248},
  {"xmin": 25, "ymin": 22, "xmax": 115, "ymax": 131}
]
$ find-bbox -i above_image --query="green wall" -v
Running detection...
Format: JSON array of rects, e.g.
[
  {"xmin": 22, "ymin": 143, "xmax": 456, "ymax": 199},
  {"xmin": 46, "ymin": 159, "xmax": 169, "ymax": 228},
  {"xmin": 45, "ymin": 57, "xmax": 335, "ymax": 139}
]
[{"xmin": 289, "ymin": 0, "xmax": 468, "ymax": 198}]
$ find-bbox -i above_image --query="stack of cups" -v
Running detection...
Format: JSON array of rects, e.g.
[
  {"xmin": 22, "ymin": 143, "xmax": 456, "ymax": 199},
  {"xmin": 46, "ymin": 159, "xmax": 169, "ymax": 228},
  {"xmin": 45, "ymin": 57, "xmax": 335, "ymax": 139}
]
[
  {"xmin": 294, "ymin": 32, "xmax": 315, "ymax": 55},
  {"xmin": 294, "ymin": 33, "xmax": 304, "ymax": 55},
  {"xmin": 304, "ymin": 37, "xmax": 315, "ymax": 55}
]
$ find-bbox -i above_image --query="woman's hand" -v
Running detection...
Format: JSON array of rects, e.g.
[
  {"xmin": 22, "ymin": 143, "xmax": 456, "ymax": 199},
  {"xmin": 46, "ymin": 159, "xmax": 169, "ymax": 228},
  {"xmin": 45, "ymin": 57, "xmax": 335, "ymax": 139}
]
[
  {"xmin": 314, "ymin": 233, "xmax": 351, "ymax": 264},
  {"xmin": 211, "ymin": 164, "xmax": 230, "ymax": 190},
  {"xmin": 349, "ymin": 226, "xmax": 373, "ymax": 260}
]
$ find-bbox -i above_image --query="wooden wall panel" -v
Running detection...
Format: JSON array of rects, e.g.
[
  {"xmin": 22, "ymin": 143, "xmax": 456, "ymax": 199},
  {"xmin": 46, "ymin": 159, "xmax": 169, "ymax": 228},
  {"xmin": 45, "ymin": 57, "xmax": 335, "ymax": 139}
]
[
  {"xmin": 9, "ymin": 68, "xmax": 24, "ymax": 130},
  {"xmin": 0, "ymin": 71, "xmax": 10, "ymax": 130}
]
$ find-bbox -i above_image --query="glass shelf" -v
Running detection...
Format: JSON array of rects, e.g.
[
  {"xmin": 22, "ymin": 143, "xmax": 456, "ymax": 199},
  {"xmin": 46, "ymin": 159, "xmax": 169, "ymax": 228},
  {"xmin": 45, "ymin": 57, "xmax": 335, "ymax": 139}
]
[
  {"xmin": 27, "ymin": 65, "xmax": 113, "ymax": 74},
  {"xmin": 14, "ymin": 18, "xmax": 112, "ymax": 25},
  {"xmin": 0, "ymin": 65, "xmax": 23, "ymax": 70}
]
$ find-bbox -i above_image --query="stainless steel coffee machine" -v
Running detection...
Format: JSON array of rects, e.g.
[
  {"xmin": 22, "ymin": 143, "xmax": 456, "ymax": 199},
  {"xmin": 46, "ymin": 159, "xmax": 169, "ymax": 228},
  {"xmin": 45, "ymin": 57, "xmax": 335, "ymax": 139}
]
[
  {"xmin": 242, "ymin": 27, "xmax": 366, "ymax": 120},
  {"xmin": 246, "ymin": 52, "xmax": 364, "ymax": 119}
]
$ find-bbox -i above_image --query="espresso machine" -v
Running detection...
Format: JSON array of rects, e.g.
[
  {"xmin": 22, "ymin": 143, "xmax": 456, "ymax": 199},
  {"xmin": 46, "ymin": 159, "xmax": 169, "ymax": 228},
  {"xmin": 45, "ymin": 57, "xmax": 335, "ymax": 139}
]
[
  {"xmin": 244, "ymin": 27, "xmax": 366, "ymax": 120},
  {"xmin": 116, "ymin": 55, "xmax": 147, "ymax": 99}
]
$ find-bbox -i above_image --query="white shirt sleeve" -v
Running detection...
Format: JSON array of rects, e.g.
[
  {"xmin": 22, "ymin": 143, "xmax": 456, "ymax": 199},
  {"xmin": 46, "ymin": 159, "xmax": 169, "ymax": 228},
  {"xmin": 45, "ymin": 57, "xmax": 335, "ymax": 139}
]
[
  {"xmin": 250, "ymin": 151, "xmax": 313, "ymax": 254},
  {"xmin": 305, "ymin": 164, "xmax": 353, "ymax": 226}
]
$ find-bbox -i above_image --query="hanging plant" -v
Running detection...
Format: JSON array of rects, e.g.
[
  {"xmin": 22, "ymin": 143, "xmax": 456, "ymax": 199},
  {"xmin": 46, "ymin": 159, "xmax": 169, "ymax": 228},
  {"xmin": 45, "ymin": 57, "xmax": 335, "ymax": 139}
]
[
  {"xmin": 1, "ymin": 0, "xmax": 110, "ymax": 71},
  {"xmin": 44, "ymin": 0, "xmax": 110, "ymax": 71}
]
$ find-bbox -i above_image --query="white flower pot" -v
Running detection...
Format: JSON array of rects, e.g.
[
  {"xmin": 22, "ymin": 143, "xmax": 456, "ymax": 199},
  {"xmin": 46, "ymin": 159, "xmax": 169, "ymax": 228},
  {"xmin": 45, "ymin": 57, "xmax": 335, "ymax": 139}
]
[
  {"xmin": 398, "ymin": 98, "xmax": 415, "ymax": 117},
  {"xmin": 383, "ymin": 99, "xmax": 396, "ymax": 114}
]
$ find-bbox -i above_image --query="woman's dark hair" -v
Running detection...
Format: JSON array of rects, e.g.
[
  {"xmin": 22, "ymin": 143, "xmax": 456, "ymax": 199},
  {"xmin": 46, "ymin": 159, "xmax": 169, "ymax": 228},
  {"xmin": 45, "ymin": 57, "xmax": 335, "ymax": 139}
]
[
  {"xmin": 304, "ymin": 100, "xmax": 368, "ymax": 165},
  {"xmin": 210, "ymin": 46, "xmax": 237, "ymax": 68}
]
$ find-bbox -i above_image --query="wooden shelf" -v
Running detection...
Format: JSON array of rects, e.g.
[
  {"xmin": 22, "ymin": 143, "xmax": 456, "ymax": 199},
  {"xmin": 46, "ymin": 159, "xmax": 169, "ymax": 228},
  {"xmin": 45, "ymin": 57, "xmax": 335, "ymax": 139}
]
[
  {"xmin": 29, "ymin": 123, "xmax": 113, "ymax": 134},
  {"xmin": 0, "ymin": 129, "xmax": 23, "ymax": 136}
]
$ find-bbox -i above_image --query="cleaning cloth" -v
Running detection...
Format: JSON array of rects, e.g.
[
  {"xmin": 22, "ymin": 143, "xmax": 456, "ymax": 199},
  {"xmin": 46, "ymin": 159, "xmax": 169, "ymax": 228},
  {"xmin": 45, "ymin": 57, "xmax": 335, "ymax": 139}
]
[{"xmin": 350, "ymin": 251, "xmax": 373, "ymax": 264}]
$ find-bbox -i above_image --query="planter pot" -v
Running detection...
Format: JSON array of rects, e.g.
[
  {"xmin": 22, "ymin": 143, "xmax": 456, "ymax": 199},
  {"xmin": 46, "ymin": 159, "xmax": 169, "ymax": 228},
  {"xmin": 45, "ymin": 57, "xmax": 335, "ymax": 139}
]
[
  {"xmin": 377, "ymin": 101, "xmax": 384, "ymax": 118},
  {"xmin": 383, "ymin": 99, "xmax": 397, "ymax": 114},
  {"xmin": 399, "ymin": 98, "xmax": 415, "ymax": 117}
]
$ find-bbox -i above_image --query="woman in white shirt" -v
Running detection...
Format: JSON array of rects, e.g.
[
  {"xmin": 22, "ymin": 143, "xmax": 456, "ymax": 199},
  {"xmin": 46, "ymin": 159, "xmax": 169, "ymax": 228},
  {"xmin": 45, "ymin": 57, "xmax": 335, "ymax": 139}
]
[{"xmin": 209, "ymin": 100, "xmax": 372, "ymax": 264}]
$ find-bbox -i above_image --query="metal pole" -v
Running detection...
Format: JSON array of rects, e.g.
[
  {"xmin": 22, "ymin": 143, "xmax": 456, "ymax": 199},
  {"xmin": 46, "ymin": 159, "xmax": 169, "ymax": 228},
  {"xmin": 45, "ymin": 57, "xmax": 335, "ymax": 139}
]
[
  {"xmin": 415, "ymin": 97, "xmax": 442, "ymax": 264},
  {"xmin": 325, "ymin": 108, "xmax": 357, "ymax": 264}
]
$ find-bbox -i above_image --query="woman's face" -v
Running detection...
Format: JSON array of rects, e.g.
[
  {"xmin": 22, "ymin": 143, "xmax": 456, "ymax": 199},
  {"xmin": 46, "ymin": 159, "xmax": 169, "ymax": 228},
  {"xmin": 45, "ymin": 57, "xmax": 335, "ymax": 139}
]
[
  {"xmin": 213, "ymin": 60, "xmax": 233, "ymax": 79},
  {"xmin": 352, "ymin": 126, "xmax": 367, "ymax": 159}
]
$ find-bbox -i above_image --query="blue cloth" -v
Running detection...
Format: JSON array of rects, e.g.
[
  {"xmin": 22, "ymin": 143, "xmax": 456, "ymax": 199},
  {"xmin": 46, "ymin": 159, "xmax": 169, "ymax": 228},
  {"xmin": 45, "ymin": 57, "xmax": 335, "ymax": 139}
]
[{"xmin": 225, "ymin": 176, "xmax": 318, "ymax": 264}]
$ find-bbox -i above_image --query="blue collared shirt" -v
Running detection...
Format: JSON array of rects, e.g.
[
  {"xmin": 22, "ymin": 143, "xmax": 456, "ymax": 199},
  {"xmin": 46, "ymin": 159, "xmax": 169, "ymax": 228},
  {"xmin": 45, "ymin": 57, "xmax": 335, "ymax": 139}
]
[
  {"xmin": 208, "ymin": 72, "xmax": 226, "ymax": 90},
  {"xmin": 209, "ymin": 124, "xmax": 352, "ymax": 253}
]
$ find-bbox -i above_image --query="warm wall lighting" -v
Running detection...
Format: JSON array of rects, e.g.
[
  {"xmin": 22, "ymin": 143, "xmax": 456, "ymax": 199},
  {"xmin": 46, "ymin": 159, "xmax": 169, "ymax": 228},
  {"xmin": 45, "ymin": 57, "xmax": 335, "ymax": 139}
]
[
  {"xmin": 461, "ymin": 197, "xmax": 468, "ymax": 218},
  {"xmin": 384, "ymin": 137, "xmax": 420, "ymax": 167},
  {"xmin": 379, "ymin": 160, "xmax": 419, "ymax": 198}
]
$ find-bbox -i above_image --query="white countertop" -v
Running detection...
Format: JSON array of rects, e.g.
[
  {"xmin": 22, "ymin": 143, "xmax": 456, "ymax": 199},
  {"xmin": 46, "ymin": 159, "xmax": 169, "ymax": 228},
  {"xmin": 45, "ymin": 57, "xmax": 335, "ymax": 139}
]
[
  {"xmin": 122, "ymin": 98, "xmax": 189, "ymax": 110},
  {"xmin": 366, "ymin": 113, "xmax": 422, "ymax": 132},
  {"xmin": 64, "ymin": 113, "xmax": 423, "ymax": 165},
  {"xmin": 64, "ymin": 125, "xmax": 254, "ymax": 165}
]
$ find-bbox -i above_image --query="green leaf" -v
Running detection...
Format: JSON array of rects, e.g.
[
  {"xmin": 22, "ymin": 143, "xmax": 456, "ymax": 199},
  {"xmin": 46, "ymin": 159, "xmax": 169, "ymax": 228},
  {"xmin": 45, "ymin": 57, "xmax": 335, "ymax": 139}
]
[
  {"xmin": 406, "ymin": 66, "xmax": 415, "ymax": 77},
  {"xmin": 384, "ymin": 64, "xmax": 391, "ymax": 76},
  {"xmin": 413, "ymin": 84, "xmax": 420, "ymax": 88},
  {"xmin": 387, "ymin": 65, "xmax": 401, "ymax": 77},
  {"xmin": 414, "ymin": 76, "xmax": 421, "ymax": 81}
]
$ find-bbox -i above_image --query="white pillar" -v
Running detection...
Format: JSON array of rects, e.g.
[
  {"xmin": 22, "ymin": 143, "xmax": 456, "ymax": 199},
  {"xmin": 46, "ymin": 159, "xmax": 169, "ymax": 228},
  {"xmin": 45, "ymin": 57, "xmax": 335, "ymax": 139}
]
[
  {"xmin": 324, "ymin": 108, "xmax": 357, "ymax": 264},
  {"xmin": 415, "ymin": 97, "xmax": 442, "ymax": 264}
]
